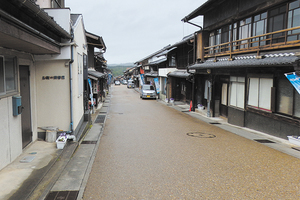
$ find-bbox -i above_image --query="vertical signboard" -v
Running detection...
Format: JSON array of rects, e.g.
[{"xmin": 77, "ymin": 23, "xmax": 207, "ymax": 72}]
[{"xmin": 154, "ymin": 78, "xmax": 160, "ymax": 93}]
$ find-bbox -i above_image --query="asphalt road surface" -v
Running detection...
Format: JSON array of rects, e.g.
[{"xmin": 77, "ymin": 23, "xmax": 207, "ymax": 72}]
[{"xmin": 83, "ymin": 85, "xmax": 300, "ymax": 199}]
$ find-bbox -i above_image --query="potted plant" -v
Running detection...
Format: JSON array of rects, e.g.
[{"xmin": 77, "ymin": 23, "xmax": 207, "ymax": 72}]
[{"xmin": 56, "ymin": 133, "xmax": 67, "ymax": 149}]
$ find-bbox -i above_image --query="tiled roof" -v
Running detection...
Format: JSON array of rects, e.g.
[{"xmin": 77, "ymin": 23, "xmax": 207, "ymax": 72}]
[
  {"xmin": 88, "ymin": 70, "xmax": 105, "ymax": 78},
  {"xmin": 189, "ymin": 53, "xmax": 299, "ymax": 69}
]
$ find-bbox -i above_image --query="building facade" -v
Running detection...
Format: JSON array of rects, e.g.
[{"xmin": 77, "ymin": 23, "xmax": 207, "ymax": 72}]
[
  {"xmin": 183, "ymin": 0, "xmax": 300, "ymax": 139},
  {"xmin": 0, "ymin": 0, "xmax": 105, "ymax": 170}
]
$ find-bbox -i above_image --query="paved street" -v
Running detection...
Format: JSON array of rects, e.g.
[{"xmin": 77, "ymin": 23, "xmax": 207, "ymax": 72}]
[{"xmin": 83, "ymin": 85, "xmax": 300, "ymax": 199}]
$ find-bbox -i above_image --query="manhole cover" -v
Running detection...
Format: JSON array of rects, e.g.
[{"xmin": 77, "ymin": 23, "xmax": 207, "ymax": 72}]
[{"xmin": 187, "ymin": 132, "xmax": 216, "ymax": 138}]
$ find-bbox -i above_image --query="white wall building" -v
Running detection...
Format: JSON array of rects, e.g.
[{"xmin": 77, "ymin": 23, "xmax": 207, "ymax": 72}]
[{"xmin": 0, "ymin": 0, "xmax": 87, "ymax": 170}]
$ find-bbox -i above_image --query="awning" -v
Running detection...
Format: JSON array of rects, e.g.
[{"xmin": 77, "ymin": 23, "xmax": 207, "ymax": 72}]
[
  {"xmin": 86, "ymin": 31, "xmax": 106, "ymax": 52},
  {"xmin": 189, "ymin": 54, "xmax": 299, "ymax": 69},
  {"xmin": 88, "ymin": 70, "xmax": 105, "ymax": 79},
  {"xmin": 156, "ymin": 47, "xmax": 177, "ymax": 57},
  {"xmin": 147, "ymin": 58, "xmax": 167, "ymax": 66},
  {"xmin": 168, "ymin": 70, "xmax": 192, "ymax": 78},
  {"xmin": 144, "ymin": 71, "xmax": 158, "ymax": 77},
  {"xmin": 181, "ymin": 0, "xmax": 218, "ymax": 22}
]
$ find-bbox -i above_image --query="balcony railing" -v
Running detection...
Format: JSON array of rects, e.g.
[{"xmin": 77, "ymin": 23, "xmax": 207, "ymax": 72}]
[{"xmin": 204, "ymin": 26, "xmax": 300, "ymax": 58}]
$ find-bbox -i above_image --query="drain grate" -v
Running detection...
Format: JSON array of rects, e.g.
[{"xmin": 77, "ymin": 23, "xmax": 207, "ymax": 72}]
[
  {"xmin": 292, "ymin": 146, "xmax": 300, "ymax": 151},
  {"xmin": 254, "ymin": 139, "xmax": 275, "ymax": 143},
  {"xmin": 45, "ymin": 191, "xmax": 78, "ymax": 200},
  {"xmin": 81, "ymin": 141, "xmax": 97, "ymax": 144},
  {"xmin": 187, "ymin": 132, "xmax": 216, "ymax": 138},
  {"xmin": 209, "ymin": 122, "xmax": 221, "ymax": 125},
  {"xmin": 95, "ymin": 115, "xmax": 106, "ymax": 123}
]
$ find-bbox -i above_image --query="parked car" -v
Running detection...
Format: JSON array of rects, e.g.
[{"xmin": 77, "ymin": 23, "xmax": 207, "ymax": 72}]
[
  {"xmin": 122, "ymin": 80, "xmax": 128, "ymax": 85},
  {"xmin": 140, "ymin": 84, "xmax": 156, "ymax": 99},
  {"xmin": 127, "ymin": 80, "xmax": 135, "ymax": 88},
  {"xmin": 115, "ymin": 80, "xmax": 120, "ymax": 85}
]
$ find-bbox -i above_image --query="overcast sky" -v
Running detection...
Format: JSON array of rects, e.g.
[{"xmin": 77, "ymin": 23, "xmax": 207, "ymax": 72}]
[{"xmin": 65, "ymin": 0, "xmax": 205, "ymax": 64}]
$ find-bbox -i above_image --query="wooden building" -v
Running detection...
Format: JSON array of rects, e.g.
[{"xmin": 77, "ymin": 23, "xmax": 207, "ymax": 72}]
[{"xmin": 183, "ymin": 0, "xmax": 300, "ymax": 139}]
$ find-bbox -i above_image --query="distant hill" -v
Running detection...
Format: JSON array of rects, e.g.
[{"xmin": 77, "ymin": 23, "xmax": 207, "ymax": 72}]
[{"xmin": 108, "ymin": 63, "xmax": 134, "ymax": 77}]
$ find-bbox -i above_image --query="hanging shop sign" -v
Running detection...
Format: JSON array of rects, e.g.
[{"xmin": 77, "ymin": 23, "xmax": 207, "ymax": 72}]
[{"xmin": 285, "ymin": 72, "xmax": 300, "ymax": 95}]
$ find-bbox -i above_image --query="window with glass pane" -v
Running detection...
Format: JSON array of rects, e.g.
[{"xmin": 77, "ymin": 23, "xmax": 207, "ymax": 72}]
[
  {"xmin": 230, "ymin": 82, "xmax": 237, "ymax": 106},
  {"xmin": 209, "ymin": 32, "xmax": 215, "ymax": 46},
  {"xmin": 221, "ymin": 83, "xmax": 228, "ymax": 105},
  {"xmin": 215, "ymin": 29, "xmax": 221, "ymax": 53},
  {"xmin": 268, "ymin": 5, "xmax": 286, "ymax": 43},
  {"xmin": 232, "ymin": 23, "xmax": 238, "ymax": 50},
  {"xmin": 248, "ymin": 77, "xmax": 273, "ymax": 110},
  {"xmin": 252, "ymin": 12, "xmax": 267, "ymax": 46},
  {"xmin": 239, "ymin": 17, "xmax": 252, "ymax": 48},
  {"xmin": 0, "ymin": 57, "xmax": 4, "ymax": 93},
  {"xmin": 277, "ymin": 76, "xmax": 293, "ymax": 115},
  {"xmin": 169, "ymin": 55, "xmax": 176, "ymax": 66},
  {"xmin": 221, "ymin": 26, "xmax": 230, "ymax": 51},
  {"xmin": 288, "ymin": 0, "xmax": 300, "ymax": 41},
  {"xmin": 229, "ymin": 76, "xmax": 245, "ymax": 109},
  {"xmin": 259, "ymin": 78, "xmax": 273, "ymax": 110},
  {"xmin": 209, "ymin": 32, "xmax": 215, "ymax": 54},
  {"xmin": 248, "ymin": 78, "xmax": 259, "ymax": 107},
  {"xmin": 5, "ymin": 57, "xmax": 16, "ymax": 92}
]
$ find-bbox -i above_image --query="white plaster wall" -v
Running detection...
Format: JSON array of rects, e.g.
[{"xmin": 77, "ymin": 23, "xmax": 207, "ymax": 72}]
[
  {"xmin": 35, "ymin": 0, "xmax": 51, "ymax": 8},
  {"xmin": 7, "ymin": 97, "xmax": 22, "ymax": 161},
  {"xmin": 71, "ymin": 16, "xmax": 86, "ymax": 130},
  {"xmin": 35, "ymin": 60, "xmax": 71, "ymax": 131},
  {"xmin": 35, "ymin": 13, "xmax": 87, "ymax": 134},
  {"xmin": 0, "ymin": 98, "xmax": 12, "ymax": 170},
  {"xmin": 0, "ymin": 55, "xmax": 33, "ymax": 171},
  {"xmin": 43, "ymin": 8, "xmax": 71, "ymax": 34},
  {"xmin": 159, "ymin": 68, "xmax": 177, "ymax": 77},
  {"xmin": 35, "ymin": 8, "xmax": 71, "ymax": 61},
  {"xmin": 34, "ymin": 46, "xmax": 71, "ymax": 61},
  {"xmin": 0, "ymin": 97, "xmax": 22, "ymax": 170}
]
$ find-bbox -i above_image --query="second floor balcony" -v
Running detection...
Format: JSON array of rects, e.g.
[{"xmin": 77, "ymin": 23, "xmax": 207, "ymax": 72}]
[{"xmin": 204, "ymin": 26, "xmax": 300, "ymax": 59}]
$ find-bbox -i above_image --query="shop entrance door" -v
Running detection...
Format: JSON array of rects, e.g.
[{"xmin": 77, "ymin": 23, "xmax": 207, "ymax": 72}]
[{"xmin": 19, "ymin": 65, "xmax": 32, "ymax": 148}]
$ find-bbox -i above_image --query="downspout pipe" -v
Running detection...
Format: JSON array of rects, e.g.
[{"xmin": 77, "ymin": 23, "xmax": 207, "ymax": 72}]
[{"xmin": 69, "ymin": 29, "xmax": 74, "ymax": 133}]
